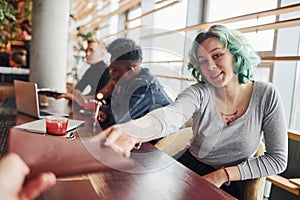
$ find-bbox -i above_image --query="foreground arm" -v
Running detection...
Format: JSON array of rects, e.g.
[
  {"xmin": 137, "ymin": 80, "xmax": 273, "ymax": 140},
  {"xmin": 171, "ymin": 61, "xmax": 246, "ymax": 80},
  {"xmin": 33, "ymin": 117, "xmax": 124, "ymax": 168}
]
[
  {"xmin": 92, "ymin": 115, "xmax": 163, "ymax": 157},
  {"xmin": 93, "ymin": 85, "xmax": 202, "ymax": 156},
  {"xmin": 0, "ymin": 153, "xmax": 56, "ymax": 200}
]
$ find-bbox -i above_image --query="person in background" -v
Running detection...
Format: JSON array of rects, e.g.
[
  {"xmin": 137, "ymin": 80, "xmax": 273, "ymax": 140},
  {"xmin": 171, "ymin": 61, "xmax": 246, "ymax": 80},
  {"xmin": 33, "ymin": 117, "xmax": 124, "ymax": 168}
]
[
  {"xmin": 0, "ymin": 153, "xmax": 56, "ymax": 199},
  {"xmin": 0, "ymin": 49, "xmax": 27, "ymax": 68},
  {"xmin": 93, "ymin": 25, "xmax": 288, "ymax": 199},
  {"xmin": 20, "ymin": 20, "xmax": 32, "ymax": 69},
  {"xmin": 57, "ymin": 39, "xmax": 111, "ymax": 106},
  {"xmin": 97, "ymin": 38, "xmax": 172, "ymax": 128}
]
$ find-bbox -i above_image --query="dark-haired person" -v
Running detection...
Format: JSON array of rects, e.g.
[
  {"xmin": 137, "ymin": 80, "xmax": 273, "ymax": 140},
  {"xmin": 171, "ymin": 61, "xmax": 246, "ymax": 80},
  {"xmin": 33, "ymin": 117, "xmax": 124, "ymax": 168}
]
[
  {"xmin": 0, "ymin": 49, "xmax": 27, "ymax": 68},
  {"xmin": 97, "ymin": 38, "xmax": 172, "ymax": 128},
  {"xmin": 93, "ymin": 25, "xmax": 288, "ymax": 199},
  {"xmin": 56, "ymin": 39, "xmax": 111, "ymax": 106},
  {"xmin": 20, "ymin": 20, "xmax": 32, "ymax": 68}
]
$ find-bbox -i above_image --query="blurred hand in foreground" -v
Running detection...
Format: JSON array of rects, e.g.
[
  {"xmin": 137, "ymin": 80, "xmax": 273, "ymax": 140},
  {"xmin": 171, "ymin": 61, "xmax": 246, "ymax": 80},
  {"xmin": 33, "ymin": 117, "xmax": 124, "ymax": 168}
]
[{"xmin": 0, "ymin": 153, "xmax": 56, "ymax": 200}]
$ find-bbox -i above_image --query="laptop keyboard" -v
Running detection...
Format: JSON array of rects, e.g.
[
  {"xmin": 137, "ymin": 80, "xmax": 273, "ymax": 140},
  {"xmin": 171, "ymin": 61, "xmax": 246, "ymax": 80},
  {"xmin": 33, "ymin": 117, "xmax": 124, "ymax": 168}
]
[{"xmin": 40, "ymin": 110, "xmax": 52, "ymax": 116}]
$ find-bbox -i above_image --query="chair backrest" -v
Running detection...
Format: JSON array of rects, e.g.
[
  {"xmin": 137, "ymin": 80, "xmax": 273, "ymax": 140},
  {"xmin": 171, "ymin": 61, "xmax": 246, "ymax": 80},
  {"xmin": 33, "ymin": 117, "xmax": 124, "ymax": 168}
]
[
  {"xmin": 156, "ymin": 130, "xmax": 267, "ymax": 200},
  {"xmin": 243, "ymin": 141, "xmax": 266, "ymax": 200},
  {"xmin": 267, "ymin": 130, "xmax": 300, "ymax": 199},
  {"xmin": 155, "ymin": 127, "xmax": 193, "ymax": 158}
]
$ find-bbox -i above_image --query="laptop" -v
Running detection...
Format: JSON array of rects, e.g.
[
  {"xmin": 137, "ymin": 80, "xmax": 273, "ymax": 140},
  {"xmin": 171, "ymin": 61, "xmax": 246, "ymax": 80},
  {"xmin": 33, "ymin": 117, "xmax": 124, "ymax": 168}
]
[
  {"xmin": 14, "ymin": 118, "xmax": 84, "ymax": 134},
  {"xmin": 14, "ymin": 80, "xmax": 68, "ymax": 118}
]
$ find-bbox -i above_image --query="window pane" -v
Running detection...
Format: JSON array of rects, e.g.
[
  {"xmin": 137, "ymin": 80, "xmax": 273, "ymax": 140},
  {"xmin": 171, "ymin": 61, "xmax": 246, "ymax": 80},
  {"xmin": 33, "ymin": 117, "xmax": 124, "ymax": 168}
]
[
  {"xmin": 127, "ymin": 7, "xmax": 142, "ymax": 28},
  {"xmin": 290, "ymin": 61, "xmax": 300, "ymax": 130},
  {"xmin": 208, "ymin": 0, "xmax": 278, "ymax": 21},
  {"xmin": 253, "ymin": 66, "xmax": 271, "ymax": 82},
  {"xmin": 244, "ymin": 30, "xmax": 275, "ymax": 51},
  {"xmin": 153, "ymin": 0, "xmax": 188, "ymax": 30},
  {"xmin": 208, "ymin": 0, "xmax": 278, "ymax": 52}
]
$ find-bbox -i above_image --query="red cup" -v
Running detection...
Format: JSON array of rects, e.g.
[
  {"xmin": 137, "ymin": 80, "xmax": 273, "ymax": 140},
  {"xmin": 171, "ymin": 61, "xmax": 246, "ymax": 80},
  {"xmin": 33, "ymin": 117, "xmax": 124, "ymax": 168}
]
[
  {"xmin": 83, "ymin": 99, "xmax": 99, "ymax": 112},
  {"xmin": 46, "ymin": 116, "xmax": 68, "ymax": 135}
]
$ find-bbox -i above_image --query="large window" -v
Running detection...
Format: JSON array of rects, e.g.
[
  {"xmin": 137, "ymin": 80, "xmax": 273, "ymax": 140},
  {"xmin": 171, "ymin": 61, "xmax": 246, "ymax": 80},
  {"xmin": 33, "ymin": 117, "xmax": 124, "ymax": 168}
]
[
  {"xmin": 208, "ymin": 0, "xmax": 278, "ymax": 52},
  {"xmin": 148, "ymin": 0, "xmax": 189, "ymax": 96}
]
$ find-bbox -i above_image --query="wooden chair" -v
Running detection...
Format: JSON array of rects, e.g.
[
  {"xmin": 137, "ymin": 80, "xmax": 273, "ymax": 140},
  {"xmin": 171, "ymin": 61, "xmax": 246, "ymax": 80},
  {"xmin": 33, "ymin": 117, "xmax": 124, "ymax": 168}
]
[
  {"xmin": 243, "ymin": 140, "xmax": 266, "ymax": 200},
  {"xmin": 155, "ymin": 126, "xmax": 193, "ymax": 158},
  {"xmin": 267, "ymin": 130, "xmax": 300, "ymax": 199}
]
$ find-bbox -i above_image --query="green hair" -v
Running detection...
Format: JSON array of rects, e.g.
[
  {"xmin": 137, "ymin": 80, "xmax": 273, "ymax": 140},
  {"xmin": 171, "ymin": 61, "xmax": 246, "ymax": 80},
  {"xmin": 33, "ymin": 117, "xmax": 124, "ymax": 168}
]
[{"xmin": 188, "ymin": 24, "xmax": 261, "ymax": 84}]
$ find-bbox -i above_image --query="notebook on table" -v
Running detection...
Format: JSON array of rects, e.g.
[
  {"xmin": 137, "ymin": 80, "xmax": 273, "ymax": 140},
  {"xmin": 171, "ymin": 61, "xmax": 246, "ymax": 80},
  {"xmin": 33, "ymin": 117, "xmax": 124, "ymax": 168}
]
[
  {"xmin": 8, "ymin": 128, "xmax": 138, "ymax": 178},
  {"xmin": 14, "ymin": 118, "xmax": 85, "ymax": 134},
  {"xmin": 14, "ymin": 80, "xmax": 68, "ymax": 118}
]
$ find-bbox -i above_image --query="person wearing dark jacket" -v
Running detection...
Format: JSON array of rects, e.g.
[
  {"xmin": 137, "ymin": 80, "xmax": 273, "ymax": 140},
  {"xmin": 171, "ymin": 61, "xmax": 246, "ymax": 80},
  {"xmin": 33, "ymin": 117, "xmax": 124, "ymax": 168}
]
[
  {"xmin": 57, "ymin": 39, "xmax": 110, "ymax": 106},
  {"xmin": 20, "ymin": 20, "xmax": 32, "ymax": 68},
  {"xmin": 98, "ymin": 38, "xmax": 172, "ymax": 127}
]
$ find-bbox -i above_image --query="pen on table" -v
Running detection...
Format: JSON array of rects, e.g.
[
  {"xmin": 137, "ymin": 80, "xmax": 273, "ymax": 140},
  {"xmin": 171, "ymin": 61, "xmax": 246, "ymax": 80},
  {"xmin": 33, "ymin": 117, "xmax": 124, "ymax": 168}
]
[{"xmin": 94, "ymin": 101, "xmax": 101, "ymax": 121}]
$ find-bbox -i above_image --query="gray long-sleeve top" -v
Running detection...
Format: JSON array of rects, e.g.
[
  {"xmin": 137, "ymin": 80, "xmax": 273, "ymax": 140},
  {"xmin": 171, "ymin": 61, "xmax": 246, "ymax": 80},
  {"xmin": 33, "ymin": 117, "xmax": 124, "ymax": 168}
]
[{"xmin": 149, "ymin": 81, "xmax": 288, "ymax": 180}]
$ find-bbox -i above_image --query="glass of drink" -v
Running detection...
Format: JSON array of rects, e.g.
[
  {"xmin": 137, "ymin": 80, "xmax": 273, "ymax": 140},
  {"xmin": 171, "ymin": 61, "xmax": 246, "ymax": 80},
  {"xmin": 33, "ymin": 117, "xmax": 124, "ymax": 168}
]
[
  {"xmin": 46, "ymin": 116, "xmax": 69, "ymax": 135},
  {"xmin": 83, "ymin": 99, "xmax": 99, "ymax": 112}
]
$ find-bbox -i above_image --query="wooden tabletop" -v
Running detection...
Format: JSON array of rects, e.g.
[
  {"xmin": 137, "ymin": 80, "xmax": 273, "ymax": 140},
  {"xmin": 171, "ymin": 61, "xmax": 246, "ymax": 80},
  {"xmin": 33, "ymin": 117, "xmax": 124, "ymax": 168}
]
[{"xmin": 4, "ymin": 98, "xmax": 236, "ymax": 200}]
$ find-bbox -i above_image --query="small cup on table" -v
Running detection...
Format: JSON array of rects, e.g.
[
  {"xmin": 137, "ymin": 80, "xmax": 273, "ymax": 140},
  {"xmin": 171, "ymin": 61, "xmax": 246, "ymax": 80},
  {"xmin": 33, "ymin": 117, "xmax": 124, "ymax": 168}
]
[
  {"xmin": 46, "ymin": 116, "xmax": 69, "ymax": 135},
  {"xmin": 83, "ymin": 99, "xmax": 99, "ymax": 112}
]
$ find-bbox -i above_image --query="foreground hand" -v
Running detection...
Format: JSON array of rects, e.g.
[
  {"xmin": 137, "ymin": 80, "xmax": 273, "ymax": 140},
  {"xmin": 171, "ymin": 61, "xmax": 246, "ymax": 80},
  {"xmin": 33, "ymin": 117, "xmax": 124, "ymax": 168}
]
[
  {"xmin": 0, "ymin": 153, "xmax": 56, "ymax": 200},
  {"xmin": 91, "ymin": 125, "xmax": 140, "ymax": 158}
]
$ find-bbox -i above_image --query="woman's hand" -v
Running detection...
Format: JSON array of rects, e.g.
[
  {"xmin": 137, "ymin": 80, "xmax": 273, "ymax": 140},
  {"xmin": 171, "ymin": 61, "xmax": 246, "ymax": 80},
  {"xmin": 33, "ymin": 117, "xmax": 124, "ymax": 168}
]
[
  {"xmin": 202, "ymin": 168, "xmax": 228, "ymax": 188},
  {"xmin": 92, "ymin": 125, "xmax": 140, "ymax": 158},
  {"xmin": 92, "ymin": 116, "xmax": 162, "ymax": 157},
  {"xmin": 202, "ymin": 166, "xmax": 241, "ymax": 188}
]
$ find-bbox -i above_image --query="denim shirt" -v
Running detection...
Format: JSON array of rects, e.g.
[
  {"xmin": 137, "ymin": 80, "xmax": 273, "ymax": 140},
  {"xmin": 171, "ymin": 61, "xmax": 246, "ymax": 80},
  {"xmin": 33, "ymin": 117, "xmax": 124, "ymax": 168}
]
[{"xmin": 102, "ymin": 68, "xmax": 172, "ymax": 125}]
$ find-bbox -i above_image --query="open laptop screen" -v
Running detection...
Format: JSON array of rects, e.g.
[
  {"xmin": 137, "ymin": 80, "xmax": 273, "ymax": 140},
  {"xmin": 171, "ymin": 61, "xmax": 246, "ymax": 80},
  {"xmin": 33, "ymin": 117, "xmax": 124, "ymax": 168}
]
[
  {"xmin": 14, "ymin": 80, "xmax": 69, "ymax": 118},
  {"xmin": 14, "ymin": 80, "xmax": 41, "ymax": 118}
]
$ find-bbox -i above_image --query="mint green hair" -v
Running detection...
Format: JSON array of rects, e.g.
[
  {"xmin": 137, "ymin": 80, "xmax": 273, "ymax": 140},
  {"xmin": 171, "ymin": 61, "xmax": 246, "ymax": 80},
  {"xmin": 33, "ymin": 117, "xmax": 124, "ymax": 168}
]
[{"xmin": 188, "ymin": 24, "xmax": 261, "ymax": 84}]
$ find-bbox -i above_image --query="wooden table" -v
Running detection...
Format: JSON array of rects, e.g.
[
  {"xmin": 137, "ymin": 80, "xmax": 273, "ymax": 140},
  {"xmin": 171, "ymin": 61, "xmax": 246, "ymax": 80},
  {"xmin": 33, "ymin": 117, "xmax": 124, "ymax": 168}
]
[{"xmin": 3, "ymin": 98, "xmax": 236, "ymax": 200}]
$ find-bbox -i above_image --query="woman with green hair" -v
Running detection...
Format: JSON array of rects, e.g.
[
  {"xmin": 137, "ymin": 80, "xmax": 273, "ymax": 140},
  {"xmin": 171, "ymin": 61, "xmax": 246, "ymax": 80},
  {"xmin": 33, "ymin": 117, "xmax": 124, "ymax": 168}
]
[
  {"xmin": 93, "ymin": 24, "xmax": 287, "ymax": 199},
  {"xmin": 188, "ymin": 24, "xmax": 261, "ymax": 84}
]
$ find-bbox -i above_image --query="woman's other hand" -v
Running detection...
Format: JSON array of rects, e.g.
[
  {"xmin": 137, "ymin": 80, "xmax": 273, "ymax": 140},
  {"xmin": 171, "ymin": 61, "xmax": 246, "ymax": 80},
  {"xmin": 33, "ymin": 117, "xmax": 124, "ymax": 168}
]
[{"xmin": 97, "ymin": 111, "xmax": 107, "ymax": 123}]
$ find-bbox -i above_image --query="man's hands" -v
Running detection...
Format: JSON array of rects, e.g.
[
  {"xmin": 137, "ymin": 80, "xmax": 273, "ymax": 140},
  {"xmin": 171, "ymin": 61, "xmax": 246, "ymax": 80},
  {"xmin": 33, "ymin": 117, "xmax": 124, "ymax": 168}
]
[
  {"xmin": 97, "ymin": 111, "xmax": 107, "ymax": 123},
  {"xmin": 56, "ymin": 89, "xmax": 87, "ymax": 107}
]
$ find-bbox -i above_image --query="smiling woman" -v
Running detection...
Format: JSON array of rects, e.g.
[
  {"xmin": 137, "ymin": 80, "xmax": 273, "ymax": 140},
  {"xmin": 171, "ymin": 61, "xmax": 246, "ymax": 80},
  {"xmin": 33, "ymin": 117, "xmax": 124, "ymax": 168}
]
[{"xmin": 94, "ymin": 24, "xmax": 288, "ymax": 199}]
